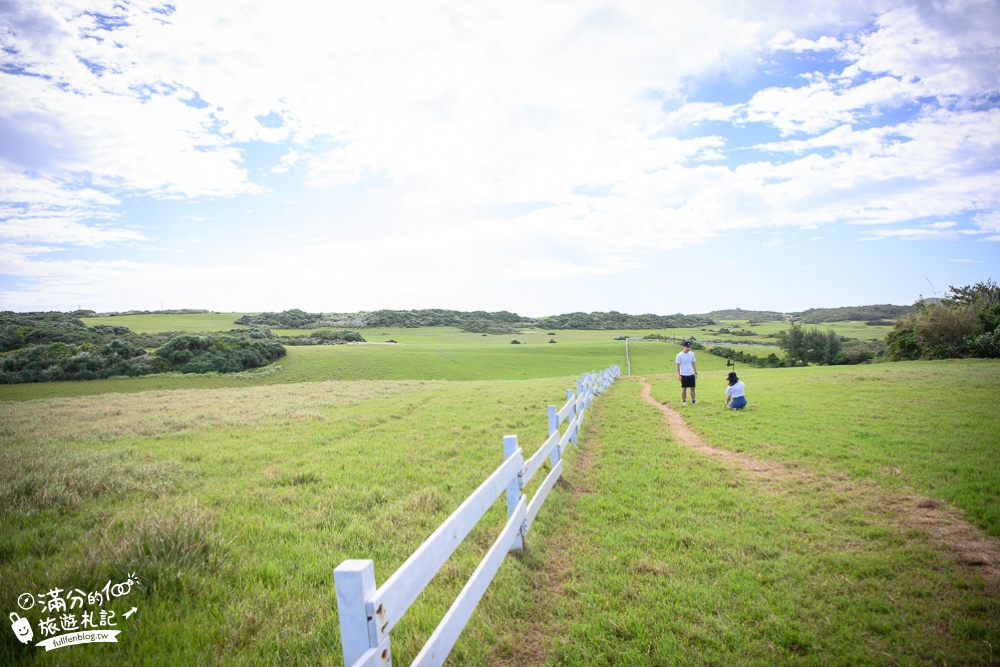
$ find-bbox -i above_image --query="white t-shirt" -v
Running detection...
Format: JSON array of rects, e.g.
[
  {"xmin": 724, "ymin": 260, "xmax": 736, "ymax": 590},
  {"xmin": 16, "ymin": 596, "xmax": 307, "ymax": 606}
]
[
  {"xmin": 726, "ymin": 381, "xmax": 746, "ymax": 398},
  {"xmin": 675, "ymin": 350, "xmax": 696, "ymax": 375}
]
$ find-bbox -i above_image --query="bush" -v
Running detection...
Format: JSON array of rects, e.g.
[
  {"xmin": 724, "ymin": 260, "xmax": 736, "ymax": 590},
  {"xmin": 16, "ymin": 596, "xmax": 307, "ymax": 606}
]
[
  {"xmin": 155, "ymin": 334, "xmax": 285, "ymax": 374},
  {"xmin": 841, "ymin": 340, "xmax": 887, "ymax": 364},
  {"xmin": 308, "ymin": 329, "xmax": 365, "ymax": 343},
  {"xmin": 966, "ymin": 330, "xmax": 1000, "ymax": 358},
  {"xmin": 708, "ymin": 346, "xmax": 785, "ymax": 368},
  {"xmin": 277, "ymin": 329, "xmax": 366, "ymax": 346},
  {"xmin": 915, "ymin": 306, "xmax": 982, "ymax": 358},
  {"xmin": 778, "ymin": 324, "xmax": 843, "ymax": 365},
  {"xmin": 885, "ymin": 283, "xmax": 999, "ymax": 360},
  {"xmin": 0, "ymin": 340, "xmax": 164, "ymax": 384}
]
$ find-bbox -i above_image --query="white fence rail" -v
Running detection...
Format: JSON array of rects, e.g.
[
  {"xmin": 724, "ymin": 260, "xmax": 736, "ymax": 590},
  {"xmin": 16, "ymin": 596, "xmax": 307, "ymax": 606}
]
[{"xmin": 334, "ymin": 365, "xmax": 622, "ymax": 667}]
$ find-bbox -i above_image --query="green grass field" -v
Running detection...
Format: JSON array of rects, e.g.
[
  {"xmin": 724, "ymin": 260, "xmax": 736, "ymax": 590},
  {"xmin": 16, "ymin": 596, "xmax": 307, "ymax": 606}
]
[
  {"xmin": 2, "ymin": 316, "xmax": 997, "ymax": 665},
  {"xmin": 82, "ymin": 312, "xmax": 253, "ymax": 334}
]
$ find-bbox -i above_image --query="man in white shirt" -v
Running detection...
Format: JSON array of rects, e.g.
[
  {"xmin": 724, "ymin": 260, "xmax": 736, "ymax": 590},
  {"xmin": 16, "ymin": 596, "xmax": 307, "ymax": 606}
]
[{"xmin": 675, "ymin": 341, "xmax": 698, "ymax": 405}]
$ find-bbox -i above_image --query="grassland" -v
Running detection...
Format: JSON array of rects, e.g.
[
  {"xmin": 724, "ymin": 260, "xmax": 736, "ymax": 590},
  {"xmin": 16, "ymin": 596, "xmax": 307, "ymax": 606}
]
[
  {"xmin": 2, "ymin": 315, "xmax": 997, "ymax": 665},
  {"xmin": 82, "ymin": 312, "xmax": 253, "ymax": 334},
  {"xmin": 0, "ymin": 327, "xmax": 679, "ymax": 402}
]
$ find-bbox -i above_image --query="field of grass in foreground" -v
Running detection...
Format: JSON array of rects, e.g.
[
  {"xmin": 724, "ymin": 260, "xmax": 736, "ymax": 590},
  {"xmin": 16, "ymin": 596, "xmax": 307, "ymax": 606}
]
[
  {"xmin": 2, "ymin": 328, "xmax": 997, "ymax": 665},
  {"xmin": 1, "ymin": 377, "xmax": 575, "ymax": 666}
]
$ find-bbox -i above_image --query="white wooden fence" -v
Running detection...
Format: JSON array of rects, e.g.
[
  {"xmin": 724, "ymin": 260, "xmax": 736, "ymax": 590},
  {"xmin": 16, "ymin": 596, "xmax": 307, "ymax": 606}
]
[{"xmin": 334, "ymin": 365, "xmax": 622, "ymax": 667}]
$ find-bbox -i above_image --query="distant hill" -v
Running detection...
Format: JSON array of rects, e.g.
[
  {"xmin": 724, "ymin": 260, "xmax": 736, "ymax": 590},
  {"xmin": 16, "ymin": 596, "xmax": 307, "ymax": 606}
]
[
  {"xmin": 795, "ymin": 304, "xmax": 913, "ymax": 323},
  {"xmin": 234, "ymin": 309, "xmax": 715, "ymax": 331},
  {"xmin": 702, "ymin": 309, "xmax": 784, "ymax": 322}
]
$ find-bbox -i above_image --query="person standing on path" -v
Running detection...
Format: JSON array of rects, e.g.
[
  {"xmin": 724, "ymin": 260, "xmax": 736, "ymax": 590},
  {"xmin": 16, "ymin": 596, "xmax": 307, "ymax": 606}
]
[{"xmin": 675, "ymin": 341, "xmax": 698, "ymax": 405}]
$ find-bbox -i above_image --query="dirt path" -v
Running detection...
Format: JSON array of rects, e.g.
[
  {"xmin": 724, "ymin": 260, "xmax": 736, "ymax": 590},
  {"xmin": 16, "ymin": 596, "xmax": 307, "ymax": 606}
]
[
  {"xmin": 506, "ymin": 377, "xmax": 999, "ymax": 666},
  {"xmin": 634, "ymin": 375, "xmax": 1000, "ymax": 589}
]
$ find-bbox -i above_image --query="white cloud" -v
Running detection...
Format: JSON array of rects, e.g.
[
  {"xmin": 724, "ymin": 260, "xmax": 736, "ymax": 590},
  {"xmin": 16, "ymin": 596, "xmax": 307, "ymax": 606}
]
[
  {"xmin": 1, "ymin": 0, "xmax": 998, "ymax": 312},
  {"xmin": 768, "ymin": 29, "xmax": 843, "ymax": 53},
  {"xmin": 842, "ymin": 1, "xmax": 1000, "ymax": 102}
]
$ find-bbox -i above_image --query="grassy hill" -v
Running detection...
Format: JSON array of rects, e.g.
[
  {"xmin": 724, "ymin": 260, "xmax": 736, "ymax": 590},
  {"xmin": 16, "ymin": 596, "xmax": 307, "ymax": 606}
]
[{"xmin": 1, "ymin": 316, "xmax": 996, "ymax": 665}]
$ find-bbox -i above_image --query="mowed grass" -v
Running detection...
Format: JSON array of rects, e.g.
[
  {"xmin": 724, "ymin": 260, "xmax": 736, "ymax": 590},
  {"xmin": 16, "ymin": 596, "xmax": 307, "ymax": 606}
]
[
  {"xmin": 2, "ymin": 317, "xmax": 997, "ymax": 665},
  {"xmin": 0, "ymin": 328, "xmax": 651, "ymax": 402},
  {"xmin": 642, "ymin": 359, "xmax": 1000, "ymax": 538},
  {"xmin": 522, "ymin": 379, "xmax": 998, "ymax": 665},
  {"xmin": 1, "ymin": 377, "xmax": 577, "ymax": 666},
  {"xmin": 82, "ymin": 312, "xmax": 253, "ymax": 333}
]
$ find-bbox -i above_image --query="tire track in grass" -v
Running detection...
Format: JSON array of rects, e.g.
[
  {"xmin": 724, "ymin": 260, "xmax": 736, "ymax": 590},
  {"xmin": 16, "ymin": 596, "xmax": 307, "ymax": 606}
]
[{"xmin": 635, "ymin": 375, "xmax": 1000, "ymax": 592}]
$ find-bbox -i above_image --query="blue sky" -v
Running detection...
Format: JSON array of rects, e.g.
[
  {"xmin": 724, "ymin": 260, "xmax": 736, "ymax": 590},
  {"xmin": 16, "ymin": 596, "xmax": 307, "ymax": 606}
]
[{"xmin": 1, "ymin": 0, "xmax": 998, "ymax": 316}]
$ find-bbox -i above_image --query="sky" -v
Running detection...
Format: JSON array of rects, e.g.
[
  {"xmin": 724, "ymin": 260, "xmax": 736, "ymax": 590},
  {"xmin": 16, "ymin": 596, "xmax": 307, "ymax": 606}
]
[{"xmin": 1, "ymin": 0, "xmax": 998, "ymax": 317}]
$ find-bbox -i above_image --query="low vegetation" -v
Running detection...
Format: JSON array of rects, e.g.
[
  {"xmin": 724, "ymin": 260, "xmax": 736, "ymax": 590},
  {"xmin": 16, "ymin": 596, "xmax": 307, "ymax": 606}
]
[
  {"xmin": 0, "ymin": 330, "xmax": 286, "ymax": 384},
  {"xmin": 797, "ymin": 304, "xmax": 914, "ymax": 323},
  {"xmin": 886, "ymin": 280, "xmax": 1000, "ymax": 360},
  {"xmin": 235, "ymin": 308, "xmax": 716, "ymax": 332}
]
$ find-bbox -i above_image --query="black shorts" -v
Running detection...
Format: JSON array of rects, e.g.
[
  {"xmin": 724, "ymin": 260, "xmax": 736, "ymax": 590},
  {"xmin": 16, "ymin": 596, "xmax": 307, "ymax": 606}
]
[{"xmin": 680, "ymin": 374, "xmax": 696, "ymax": 388}]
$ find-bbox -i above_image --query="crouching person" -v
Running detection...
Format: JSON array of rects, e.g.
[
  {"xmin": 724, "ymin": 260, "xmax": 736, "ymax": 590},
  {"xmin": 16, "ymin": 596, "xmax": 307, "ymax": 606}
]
[{"xmin": 725, "ymin": 372, "xmax": 747, "ymax": 410}]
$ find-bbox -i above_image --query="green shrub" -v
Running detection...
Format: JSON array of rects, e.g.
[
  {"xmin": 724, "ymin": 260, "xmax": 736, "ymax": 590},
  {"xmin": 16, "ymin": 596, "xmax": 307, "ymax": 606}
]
[
  {"xmin": 708, "ymin": 346, "xmax": 785, "ymax": 368},
  {"xmin": 0, "ymin": 340, "xmax": 164, "ymax": 384},
  {"xmin": 309, "ymin": 329, "xmax": 365, "ymax": 343},
  {"xmin": 885, "ymin": 283, "xmax": 999, "ymax": 360},
  {"xmin": 966, "ymin": 330, "xmax": 1000, "ymax": 358},
  {"xmin": 155, "ymin": 334, "xmax": 285, "ymax": 373},
  {"xmin": 0, "ymin": 333, "xmax": 285, "ymax": 384}
]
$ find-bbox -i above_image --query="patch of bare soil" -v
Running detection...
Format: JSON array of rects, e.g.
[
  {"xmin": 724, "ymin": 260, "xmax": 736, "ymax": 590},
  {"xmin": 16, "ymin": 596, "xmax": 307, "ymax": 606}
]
[{"xmin": 635, "ymin": 375, "xmax": 1000, "ymax": 592}]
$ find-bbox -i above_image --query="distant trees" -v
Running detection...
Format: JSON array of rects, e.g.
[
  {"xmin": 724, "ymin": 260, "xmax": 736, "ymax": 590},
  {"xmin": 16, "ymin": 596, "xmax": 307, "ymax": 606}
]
[
  {"xmin": 537, "ymin": 311, "xmax": 714, "ymax": 330},
  {"xmin": 277, "ymin": 329, "xmax": 367, "ymax": 345},
  {"xmin": 235, "ymin": 309, "xmax": 330, "ymax": 328},
  {"xmin": 798, "ymin": 304, "xmax": 913, "ymax": 323},
  {"xmin": 703, "ymin": 309, "xmax": 784, "ymax": 322},
  {"xmin": 708, "ymin": 346, "xmax": 785, "ymax": 368},
  {"xmin": 777, "ymin": 324, "xmax": 844, "ymax": 365},
  {"xmin": 233, "ymin": 309, "xmax": 715, "ymax": 331},
  {"xmin": 886, "ymin": 281, "xmax": 1000, "ymax": 360},
  {"xmin": 0, "ymin": 313, "xmax": 287, "ymax": 384}
]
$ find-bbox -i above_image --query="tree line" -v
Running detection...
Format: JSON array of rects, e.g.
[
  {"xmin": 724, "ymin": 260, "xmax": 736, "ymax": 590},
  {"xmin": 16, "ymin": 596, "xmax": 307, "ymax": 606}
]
[
  {"xmin": 236, "ymin": 309, "xmax": 715, "ymax": 332},
  {"xmin": 3, "ymin": 282, "xmax": 994, "ymax": 383},
  {"xmin": 709, "ymin": 281, "xmax": 999, "ymax": 367}
]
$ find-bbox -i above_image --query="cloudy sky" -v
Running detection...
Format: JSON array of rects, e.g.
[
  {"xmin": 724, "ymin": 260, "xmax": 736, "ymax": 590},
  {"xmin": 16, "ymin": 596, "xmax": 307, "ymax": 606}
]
[{"xmin": 1, "ymin": 0, "xmax": 998, "ymax": 316}]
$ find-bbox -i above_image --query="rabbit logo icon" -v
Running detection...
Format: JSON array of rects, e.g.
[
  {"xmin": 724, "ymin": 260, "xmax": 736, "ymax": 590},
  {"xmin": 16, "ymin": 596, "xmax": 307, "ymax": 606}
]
[{"xmin": 10, "ymin": 612, "xmax": 33, "ymax": 644}]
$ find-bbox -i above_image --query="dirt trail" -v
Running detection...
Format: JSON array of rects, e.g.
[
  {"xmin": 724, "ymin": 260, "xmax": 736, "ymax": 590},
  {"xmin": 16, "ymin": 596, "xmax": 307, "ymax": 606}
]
[
  {"xmin": 634, "ymin": 375, "xmax": 1000, "ymax": 589},
  {"xmin": 506, "ymin": 376, "xmax": 999, "ymax": 666}
]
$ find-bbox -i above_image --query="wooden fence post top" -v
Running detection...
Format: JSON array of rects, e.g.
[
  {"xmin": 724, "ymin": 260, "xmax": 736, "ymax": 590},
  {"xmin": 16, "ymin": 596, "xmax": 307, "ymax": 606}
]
[{"xmin": 336, "ymin": 559, "xmax": 375, "ymax": 573}]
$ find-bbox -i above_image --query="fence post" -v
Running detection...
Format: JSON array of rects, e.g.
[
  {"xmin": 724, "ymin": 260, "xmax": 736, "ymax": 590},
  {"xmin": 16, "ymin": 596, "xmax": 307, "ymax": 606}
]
[
  {"xmin": 567, "ymin": 388, "xmax": 578, "ymax": 445},
  {"xmin": 334, "ymin": 559, "xmax": 379, "ymax": 666},
  {"xmin": 503, "ymin": 435, "xmax": 524, "ymax": 551},
  {"xmin": 546, "ymin": 405, "xmax": 560, "ymax": 466}
]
